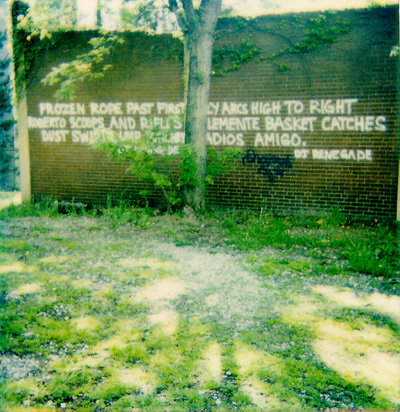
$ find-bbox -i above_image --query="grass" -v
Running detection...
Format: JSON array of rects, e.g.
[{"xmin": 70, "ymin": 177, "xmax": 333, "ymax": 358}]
[
  {"xmin": 0, "ymin": 199, "xmax": 399, "ymax": 411},
  {"xmin": 217, "ymin": 208, "xmax": 399, "ymax": 279}
]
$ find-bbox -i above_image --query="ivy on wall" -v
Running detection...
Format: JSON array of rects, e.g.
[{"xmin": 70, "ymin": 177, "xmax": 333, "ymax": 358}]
[
  {"xmin": 12, "ymin": 1, "xmax": 121, "ymax": 101},
  {"xmin": 12, "ymin": 0, "xmax": 57, "ymax": 99},
  {"xmin": 211, "ymin": 12, "xmax": 351, "ymax": 75},
  {"xmin": 267, "ymin": 14, "xmax": 350, "ymax": 71},
  {"xmin": 42, "ymin": 34, "xmax": 124, "ymax": 100},
  {"xmin": 212, "ymin": 37, "xmax": 264, "ymax": 76},
  {"xmin": 156, "ymin": 12, "xmax": 351, "ymax": 77}
]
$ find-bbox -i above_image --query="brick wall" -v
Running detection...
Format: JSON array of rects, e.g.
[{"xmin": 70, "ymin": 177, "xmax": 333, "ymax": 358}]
[{"xmin": 24, "ymin": 6, "xmax": 399, "ymax": 219}]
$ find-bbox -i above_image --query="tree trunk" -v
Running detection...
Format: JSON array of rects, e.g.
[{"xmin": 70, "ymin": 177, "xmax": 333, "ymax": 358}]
[
  {"xmin": 168, "ymin": 0, "xmax": 221, "ymax": 210},
  {"xmin": 183, "ymin": 29, "xmax": 215, "ymax": 210}
]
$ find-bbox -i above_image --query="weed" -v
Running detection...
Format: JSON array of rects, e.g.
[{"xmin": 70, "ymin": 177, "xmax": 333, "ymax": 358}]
[
  {"xmin": 344, "ymin": 224, "xmax": 399, "ymax": 277},
  {"xmin": 218, "ymin": 209, "xmax": 399, "ymax": 279},
  {"xmin": 0, "ymin": 197, "xmax": 61, "ymax": 219}
]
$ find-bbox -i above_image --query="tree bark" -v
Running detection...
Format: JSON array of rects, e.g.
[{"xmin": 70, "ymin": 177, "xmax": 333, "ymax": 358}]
[
  {"xmin": 169, "ymin": 0, "xmax": 221, "ymax": 211},
  {"xmin": 183, "ymin": 29, "xmax": 214, "ymax": 209}
]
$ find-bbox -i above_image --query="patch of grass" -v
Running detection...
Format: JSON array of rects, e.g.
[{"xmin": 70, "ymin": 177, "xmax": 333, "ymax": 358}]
[
  {"xmin": 218, "ymin": 209, "xmax": 399, "ymax": 279},
  {"xmin": 344, "ymin": 224, "xmax": 399, "ymax": 277},
  {"xmin": 0, "ymin": 202, "xmax": 399, "ymax": 411},
  {"xmin": 0, "ymin": 239, "xmax": 32, "ymax": 255},
  {"xmin": 329, "ymin": 307, "xmax": 400, "ymax": 339},
  {"xmin": 2, "ymin": 199, "xmax": 397, "ymax": 279},
  {"xmin": 261, "ymin": 355, "xmax": 382, "ymax": 410},
  {"xmin": 101, "ymin": 198, "xmax": 153, "ymax": 229},
  {"xmin": 0, "ymin": 197, "xmax": 60, "ymax": 219},
  {"xmin": 254, "ymin": 256, "xmax": 324, "ymax": 278}
]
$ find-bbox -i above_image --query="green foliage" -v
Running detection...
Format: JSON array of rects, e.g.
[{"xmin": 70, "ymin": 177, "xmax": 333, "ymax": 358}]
[
  {"xmin": 256, "ymin": 353, "xmax": 381, "ymax": 410},
  {"xmin": 0, "ymin": 196, "xmax": 59, "ymax": 219},
  {"xmin": 30, "ymin": 0, "xmax": 78, "ymax": 31},
  {"xmin": 11, "ymin": 2, "xmax": 122, "ymax": 100},
  {"xmin": 150, "ymin": 42, "xmax": 184, "ymax": 62},
  {"xmin": 206, "ymin": 147, "xmax": 239, "ymax": 184},
  {"xmin": 213, "ymin": 12, "xmax": 351, "ymax": 76},
  {"xmin": 345, "ymin": 224, "xmax": 399, "ymax": 277},
  {"xmin": 213, "ymin": 37, "xmax": 264, "ymax": 76},
  {"xmin": 11, "ymin": 1, "xmax": 66, "ymax": 100},
  {"xmin": 102, "ymin": 197, "xmax": 153, "ymax": 229},
  {"xmin": 42, "ymin": 33, "xmax": 124, "ymax": 100},
  {"xmin": 390, "ymin": 45, "xmax": 399, "ymax": 57},
  {"xmin": 120, "ymin": 0, "xmax": 176, "ymax": 32},
  {"xmin": 91, "ymin": 120, "xmax": 239, "ymax": 212}
]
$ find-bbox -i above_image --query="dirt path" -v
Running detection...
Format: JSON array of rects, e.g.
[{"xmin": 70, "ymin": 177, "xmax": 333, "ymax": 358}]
[{"xmin": 148, "ymin": 242, "xmax": 265, "ymax": 330}]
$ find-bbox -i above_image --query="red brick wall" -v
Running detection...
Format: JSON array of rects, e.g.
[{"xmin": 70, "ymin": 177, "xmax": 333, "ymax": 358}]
[{"xmin": 25, "ymin": 6, "xmax": 399, "ymax": 219}]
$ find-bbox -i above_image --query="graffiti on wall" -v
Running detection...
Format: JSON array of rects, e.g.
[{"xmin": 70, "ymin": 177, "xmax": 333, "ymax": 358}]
[
  {"xmin": 242, "ymin": 149, "xmax": 293, "ymax": 183},
  {"xmin": 28, "ymin": 98, "xmax": 386, "ymax": 163}
]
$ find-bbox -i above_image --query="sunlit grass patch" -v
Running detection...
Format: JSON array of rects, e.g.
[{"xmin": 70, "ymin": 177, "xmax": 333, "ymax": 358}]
[
  {"xmin": 0, "ymin": 377, "xmax": 45, "ymax": 409},
  {"xmin": 148, "ymin": 344, "xmax": 183, "ymax": 370},
  {"xmin": 0, "ymin": 262, "xmax": 36, "ymax": 274},
  {"xmin": 0, "ymin": 192, "xmax": 21, "ymax": 210},
  {"xmin": 111, "ymin": 318, "xmax": 144, "ymax": 337},
  {"xmin": 116, "ymin": 366, "xmax": 157, "ymax": 394},
  {"xmin": 48, "ymin": 274, "xmax": 70, "ymax": 283},
  {"xmin": 95, "ymin": 336, "xmax": 128, "ymax": 353},
  {"xmin": 65, "ymin": 353, "xmax": 109, "ymax": 370},
  {"xmin": 282, "ymin": 296, "xmax": 321, "ymax": 326},
  {"xmin": 310, "ymin": 289, "xmax": 400, "ymax": 404},
  {"xmin": 316, "ymin": 318, "xmax": 396, "ymax": 353},
  {"xmin": 197, "ymin": 342, "xmax": 222, "ymax": 384},
  {"xmin": 234, "ymin": 342, "xmax": 303, "ymax": 410},
  {"xmin": 72, "ymin": 278, "xmax": 94, "ymax": 289},
  {"xmin": 7, "ymin": 282, "xmax": 42, "ymax": 297},
  {"xmin": 38, "ymin": 255, "xmax": 70, "ymax": 264},
  {"xmin": 240, "ymin": 376, "xmax": 302, "ymax": 411},
  {"xmin": 95, "ymin": 333, "xmax": 138, "ymax": 356},
  {"xmin": 235, "ymin": 342, "xmax": 279, "ymax": 377},
  {"xmin": 367, "ymin": 292, "xmax": 400, "ymax": 323},
  {"xmin": 93, "ymin": 285, "xmax": 118, "ymax": 300},
  {"xmin": 149, "ymin": 309, "xmax": 179, "ymax": 336},
  {"xmin": 132, "ymin": 276, "xmax": 187, "ymax": 305},
  {"xmin": 72, "ymin": 316, "xmax": 101, "ymax": 331},
  {"xmin": 281, "ymin": 287, "xmax": 400, "ymax": 407},
  {"xmin": 314, "ymin": 321, "xmax": 400, "ymax": 404},
  {"xmin": 38, "ymin": 255, "xmax": 71, "ymax": 271},
  {"xmin": 313, "ymin": 285, "xmax": 400, "ymax": 323}
]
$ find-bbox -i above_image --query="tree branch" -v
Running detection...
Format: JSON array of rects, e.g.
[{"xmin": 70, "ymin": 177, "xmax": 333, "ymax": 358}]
[
  {"xmin": 181, "ymin": 0, "xmax": 197, "ymax": 24},
  {"xmin": 168, "ymin": 0, "xmax": 188, "ymax": 31},
  {"xmin": 199, "ymin": 0, "xmax": 222, "ymax": 30}
]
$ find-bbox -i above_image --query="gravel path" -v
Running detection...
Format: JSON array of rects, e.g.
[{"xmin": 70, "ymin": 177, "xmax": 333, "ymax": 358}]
[{"xmin": 153, "ymin": 242, "xmax": 269, "ymax": 330}]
